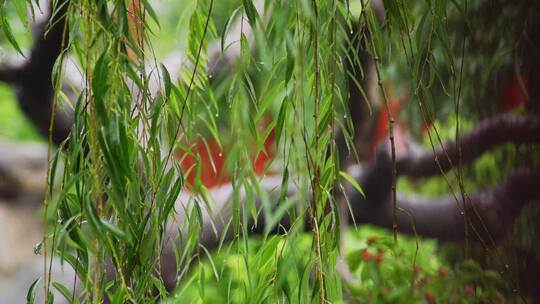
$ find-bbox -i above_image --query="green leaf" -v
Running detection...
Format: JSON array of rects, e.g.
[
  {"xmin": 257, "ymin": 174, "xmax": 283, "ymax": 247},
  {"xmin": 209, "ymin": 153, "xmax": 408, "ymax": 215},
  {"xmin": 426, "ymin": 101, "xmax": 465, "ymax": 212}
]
[
  {"xmin": 240, "ymin": 32, "xmax": 251, "ymax": 64},
  {"xmin": 13, "ymin": 0, "xmax": 30, "ymax": 30},
  {"xmin": 220, "ymin": 7, "xmax": 241, "ymax": 53},
  {"xmin": 340, "ymin": 171, "xmax": 365, "ymax": 198},
  {"xmin": 100, "ymin": 218, "xmax": 129, "ymax": 242},
  {"xmin": 92, "ymin": 52, "xmax": 109, "ymax": 100},
  {"xmin": 243, "ymin": 0, "xmax": 259, "ymax": 27},
  {"xmin": 274, "ymin": 97, "xmax": 288, "ymax": 149},
  {"xmin": 160, "ymin": 63, "xmax": 172, "ymax": 98},
  {"xmin": 141, "ymin": 0, "xmax": 161, "ymax": 28},
  {"xmin": 26, "ymin": 277, "xmax": 42, "ymax": 304},
  {"xmin": 52, "ymin": 282, "xmax": 78, "ymax": 304},
  {"xmin": 84, "ymin": 196, "xmax": 103, "ymax": 236},
  {"xmin": 0, "ymin": 10, "xmax": 25, "ymax": 56}
]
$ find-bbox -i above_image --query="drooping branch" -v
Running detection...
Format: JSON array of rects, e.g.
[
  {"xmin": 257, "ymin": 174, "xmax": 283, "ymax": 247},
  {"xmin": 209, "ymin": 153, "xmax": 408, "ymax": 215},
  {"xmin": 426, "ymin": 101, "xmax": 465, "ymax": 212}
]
[
  {"xmin": 1, "ymin": 0, "xmax": 267, "ymax": 145},
  {"xmin": 396, "ymin": 113, "xmax": 540, "ymax": 177},
  {"xmin": 336, "ymin": 0, "xmax": 384, "ymax": 165}
]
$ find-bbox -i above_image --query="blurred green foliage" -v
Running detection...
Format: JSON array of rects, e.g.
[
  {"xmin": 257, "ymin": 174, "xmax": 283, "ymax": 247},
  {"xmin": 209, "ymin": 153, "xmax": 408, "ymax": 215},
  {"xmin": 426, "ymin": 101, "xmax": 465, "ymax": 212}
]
[
  {"xmin": 0, "ymin": 84, "xmax": 41, "ymax": 140},
  {"xmin": 169, "ymin": 225, "xmax": 515, "ymax": 303}
]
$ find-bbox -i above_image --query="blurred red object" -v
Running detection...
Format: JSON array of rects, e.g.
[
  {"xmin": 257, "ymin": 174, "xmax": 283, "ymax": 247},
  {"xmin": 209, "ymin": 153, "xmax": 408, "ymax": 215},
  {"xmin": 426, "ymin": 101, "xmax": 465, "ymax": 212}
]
[
  {"xmin": 368, "ymin": 84, "xmax": 409, "ymax": 158},
  {"xmin": 499, "ymin": 74, "xmax": 528, "ymax": 112},
  {"xmin": 176, "ymin": 119, "xmax": 276, "ymax": 191}
]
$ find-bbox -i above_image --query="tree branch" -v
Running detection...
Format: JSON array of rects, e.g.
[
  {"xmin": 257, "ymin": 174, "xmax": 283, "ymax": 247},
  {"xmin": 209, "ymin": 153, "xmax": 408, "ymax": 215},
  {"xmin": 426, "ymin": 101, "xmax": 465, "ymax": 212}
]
[
  {"xmin": 0, "ymin": 65, "xmax": 19, "ymax": 84},
  {"xmin": 336, "ymin": 0, "xmax": 384, "ymax": 165},
  {"xmin": 396, "ymin": 113, "xmax": 540, "ymax": 177},
  {"xmin": 2, "ymin": 0, "xmax": 266, "ymax": 145},
  {"xmin": 352, "ymin": 164, "xmax": 540, "ymax": 240}
]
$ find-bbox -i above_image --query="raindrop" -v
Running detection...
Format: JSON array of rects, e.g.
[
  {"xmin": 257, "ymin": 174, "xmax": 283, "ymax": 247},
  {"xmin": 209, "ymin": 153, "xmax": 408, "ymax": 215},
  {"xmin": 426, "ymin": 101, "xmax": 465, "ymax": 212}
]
[{"xmin": 34, "ymin": 242, "xmax": 43, "ymax": 255}]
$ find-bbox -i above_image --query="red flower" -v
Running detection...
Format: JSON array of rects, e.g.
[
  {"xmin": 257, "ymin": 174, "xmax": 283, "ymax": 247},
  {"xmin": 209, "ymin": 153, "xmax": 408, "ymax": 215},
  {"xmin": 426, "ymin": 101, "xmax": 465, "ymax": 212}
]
[
  {"xmin": 361, "ymin": 249, "xmax": 372, "ymax": 262},
  {"xmin": 464, "ymin": 284, "xmax": 475, "ymax": 296},
  {"xmin": 499, "ymin": 74, "xmax": 528, "ymax": 112},
  {"xmin": 413, "ymin": 265, "xmax": 421, "ymax": 276},
  {"xmin": 375, "ymin": 249, "xmax": 384, "ymax": 264},
  {"xmin": 424, "ymin": 292, "xmax": 435, "ymax": 303},
  {"xmin": 438, "ymin": 266, "xmax": 446, "ymax": 279}
]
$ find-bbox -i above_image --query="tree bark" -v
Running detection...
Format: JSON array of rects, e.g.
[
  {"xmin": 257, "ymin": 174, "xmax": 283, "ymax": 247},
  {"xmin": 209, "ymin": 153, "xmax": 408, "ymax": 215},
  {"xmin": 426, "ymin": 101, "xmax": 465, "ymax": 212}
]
[{"xmin": 396, "ymin": 114, "xmax": 540, "ymax": 177}]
